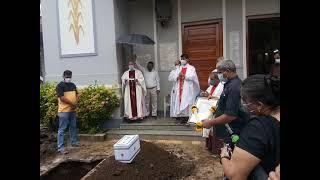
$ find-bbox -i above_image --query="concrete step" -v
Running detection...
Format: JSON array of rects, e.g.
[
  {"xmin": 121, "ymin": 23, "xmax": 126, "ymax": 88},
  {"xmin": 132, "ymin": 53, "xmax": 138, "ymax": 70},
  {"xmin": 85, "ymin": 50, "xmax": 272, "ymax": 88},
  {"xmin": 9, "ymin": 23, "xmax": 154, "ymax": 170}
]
[
  {"xmin": 120, "ymin": 124, "xmax": 196, "ymax": 131},
  {"xmin": 106, "ymin": 129, "xmax": 204, "ymax": 141}
]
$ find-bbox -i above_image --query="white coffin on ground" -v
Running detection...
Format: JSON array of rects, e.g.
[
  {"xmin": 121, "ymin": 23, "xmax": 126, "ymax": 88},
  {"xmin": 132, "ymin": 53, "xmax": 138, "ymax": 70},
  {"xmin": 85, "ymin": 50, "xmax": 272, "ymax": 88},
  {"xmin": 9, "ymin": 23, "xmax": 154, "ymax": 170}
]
[{"xmin": 113, "ymin": 135, "xmax": 141, "ymax": 163}]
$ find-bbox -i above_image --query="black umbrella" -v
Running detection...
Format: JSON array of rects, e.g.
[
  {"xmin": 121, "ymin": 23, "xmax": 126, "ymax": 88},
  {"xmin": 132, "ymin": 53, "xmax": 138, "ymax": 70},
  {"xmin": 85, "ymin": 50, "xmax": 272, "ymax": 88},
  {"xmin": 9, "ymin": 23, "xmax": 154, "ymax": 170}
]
[{"xmin": 116, "ymin": 34, "xmax": 155, "ymax": 45}]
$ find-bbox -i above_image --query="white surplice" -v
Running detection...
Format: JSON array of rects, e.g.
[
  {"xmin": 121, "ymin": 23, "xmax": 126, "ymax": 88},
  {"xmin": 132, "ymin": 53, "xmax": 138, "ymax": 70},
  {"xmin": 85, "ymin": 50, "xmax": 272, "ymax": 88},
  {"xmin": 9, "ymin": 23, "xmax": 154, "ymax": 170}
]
[
  {"xmin": 121, "ymin": 69, "xmax": 147, "ymax": 119},
  {"xmin": 205, "ymin": 82, "xmax": 224, "ymax": 99},
  {"xmin": 168, "ymin": 67, "xmax": 179, "ymax": 117},
  {"xmin": 168, "ymin": 64, "xmax": 200, "ymax": 117}
]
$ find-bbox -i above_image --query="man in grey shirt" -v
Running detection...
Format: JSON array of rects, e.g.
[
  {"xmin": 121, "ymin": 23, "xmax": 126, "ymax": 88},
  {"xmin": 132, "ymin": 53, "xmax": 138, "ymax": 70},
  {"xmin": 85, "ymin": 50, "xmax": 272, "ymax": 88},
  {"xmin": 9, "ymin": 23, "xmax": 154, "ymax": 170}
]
[{"xmin": 134, "ymin": 55, "xmax": 160, "ymax": 118}]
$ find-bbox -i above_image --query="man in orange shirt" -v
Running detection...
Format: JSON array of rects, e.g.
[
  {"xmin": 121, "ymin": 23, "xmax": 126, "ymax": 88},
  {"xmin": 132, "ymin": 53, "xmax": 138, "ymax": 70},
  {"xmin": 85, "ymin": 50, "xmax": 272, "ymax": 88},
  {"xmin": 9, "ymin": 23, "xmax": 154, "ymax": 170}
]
[{"xmin": 56, "ymin": 70, "xmax": 80, "ymax": 154}]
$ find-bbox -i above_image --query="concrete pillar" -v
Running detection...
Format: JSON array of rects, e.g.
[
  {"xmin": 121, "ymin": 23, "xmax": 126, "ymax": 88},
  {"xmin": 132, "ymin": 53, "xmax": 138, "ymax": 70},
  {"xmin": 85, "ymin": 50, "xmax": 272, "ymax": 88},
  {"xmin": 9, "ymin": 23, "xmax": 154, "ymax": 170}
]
[{"xmin": 224, "ymin": 0, "xmax": 247, "ymax": 79}]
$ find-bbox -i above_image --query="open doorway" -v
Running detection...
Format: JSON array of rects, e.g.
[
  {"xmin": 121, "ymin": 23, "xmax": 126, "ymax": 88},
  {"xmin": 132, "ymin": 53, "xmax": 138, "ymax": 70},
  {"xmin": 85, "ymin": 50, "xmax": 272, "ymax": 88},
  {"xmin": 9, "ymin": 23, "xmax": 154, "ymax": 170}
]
[{"xmin": 247, "ymin": 15, "xmax": 280, "ymax": 76}]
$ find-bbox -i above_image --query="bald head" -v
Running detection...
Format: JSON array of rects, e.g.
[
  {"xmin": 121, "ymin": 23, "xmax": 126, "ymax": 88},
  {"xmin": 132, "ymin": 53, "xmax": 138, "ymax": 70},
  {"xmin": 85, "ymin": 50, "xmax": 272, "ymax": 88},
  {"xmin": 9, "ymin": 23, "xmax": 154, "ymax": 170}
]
[
  {"xmin": 209, "ymin": 72, "xmax": 218, "ymax": 80},
  {"xmin": 216, "ymin": 57, "xmax": 224, "ymax": 68},
  {"xmin": 209, "ymin": 71, "xmax": 220, "ymax": 86},
  {"xmin": 217, "ymin": 57, "xmax": 224, "ymax": 62}
]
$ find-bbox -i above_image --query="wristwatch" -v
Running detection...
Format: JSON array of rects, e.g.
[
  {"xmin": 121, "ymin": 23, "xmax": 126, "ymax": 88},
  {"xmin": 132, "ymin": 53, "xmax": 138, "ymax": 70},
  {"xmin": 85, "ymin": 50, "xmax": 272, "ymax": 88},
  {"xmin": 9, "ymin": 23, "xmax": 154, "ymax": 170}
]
[{"xmin": 220, "ymin": 156, "xmax": 231, "ymax": 164}]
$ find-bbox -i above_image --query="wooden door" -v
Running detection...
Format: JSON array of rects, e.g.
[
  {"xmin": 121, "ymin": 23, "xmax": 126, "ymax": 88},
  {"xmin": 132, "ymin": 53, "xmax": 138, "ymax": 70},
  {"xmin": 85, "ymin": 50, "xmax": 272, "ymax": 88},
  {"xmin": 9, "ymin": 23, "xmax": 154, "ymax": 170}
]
[{"xmin": 182, "ymin": 20, "xmax": 223, "ymax": 90}]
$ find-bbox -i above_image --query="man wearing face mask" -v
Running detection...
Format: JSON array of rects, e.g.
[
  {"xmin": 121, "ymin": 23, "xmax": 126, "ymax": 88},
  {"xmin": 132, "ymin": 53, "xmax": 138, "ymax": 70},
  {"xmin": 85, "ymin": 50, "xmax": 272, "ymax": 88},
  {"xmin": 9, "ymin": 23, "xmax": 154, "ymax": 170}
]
[
  {"xmin": 169, "ymin": 54, "xmax": 200, "ymax": 124},
  {"xmin": 56, "ymin": 70, "xmax": 80, "ymax": 154},
  {"xmin": 134, "ymin": 55, "xmax": 160, "ymax": 118},
  {"xmin": 202, "ymin": 60, "xmax": 248, "ymax": 147},
  {"xmin": 121, "ymin": 61, "xmax": 147, "ymax": 122},
  {"xmin": 201, "ymin": 70, "xmax": 224, "ymax": 99}
]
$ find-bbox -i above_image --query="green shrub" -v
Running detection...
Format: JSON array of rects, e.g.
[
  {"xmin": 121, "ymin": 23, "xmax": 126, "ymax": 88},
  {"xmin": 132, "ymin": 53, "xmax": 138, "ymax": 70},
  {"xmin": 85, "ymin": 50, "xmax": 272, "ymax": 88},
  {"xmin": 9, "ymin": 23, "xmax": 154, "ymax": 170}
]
[
  {"xmin": 40, "ymin": 83, "xmax": 120, "ymax": 133},
  {"xmin": 76, "ymin": 85, "xmax": 120, "ymax": 133},
  {"xmin": 40, "ymin": 82, "xmax": 59, "ymax": 131}
]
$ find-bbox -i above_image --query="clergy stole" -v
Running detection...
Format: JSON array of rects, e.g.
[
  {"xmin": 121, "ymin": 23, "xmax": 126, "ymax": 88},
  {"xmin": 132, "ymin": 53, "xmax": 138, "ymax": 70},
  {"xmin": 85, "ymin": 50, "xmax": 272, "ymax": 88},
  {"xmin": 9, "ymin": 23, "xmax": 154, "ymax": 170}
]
[
  {"xmin": 209, "ymin": 84, "xmax": 218, "ymax": 96},
  {"xmin": 129, "ymin": 70, "xmax": 138, "ymax": 117},
  {"xmin": 179, "ymin": 67, "xmax": 187, "ymax": 106}
]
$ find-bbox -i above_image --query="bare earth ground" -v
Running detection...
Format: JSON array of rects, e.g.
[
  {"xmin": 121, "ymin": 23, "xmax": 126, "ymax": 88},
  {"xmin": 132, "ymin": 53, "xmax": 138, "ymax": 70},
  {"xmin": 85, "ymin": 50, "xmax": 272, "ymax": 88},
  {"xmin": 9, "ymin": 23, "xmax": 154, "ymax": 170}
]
[{"xmin": 40, "ymin": 139, "xmax": 223, "ymax": 179}]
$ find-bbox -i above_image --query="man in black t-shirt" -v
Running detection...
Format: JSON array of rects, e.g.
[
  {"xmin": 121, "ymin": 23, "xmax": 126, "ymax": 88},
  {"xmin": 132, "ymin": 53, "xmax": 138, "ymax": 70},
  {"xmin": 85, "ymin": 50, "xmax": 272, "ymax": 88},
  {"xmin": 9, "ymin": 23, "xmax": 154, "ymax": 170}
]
[
  {"xmin": 56, "ymin": 70, "xmax": 80, "ymax": 154},
  {"xmin": 202, "ymin": 60, "xmax": 249, "ymax": 145}
]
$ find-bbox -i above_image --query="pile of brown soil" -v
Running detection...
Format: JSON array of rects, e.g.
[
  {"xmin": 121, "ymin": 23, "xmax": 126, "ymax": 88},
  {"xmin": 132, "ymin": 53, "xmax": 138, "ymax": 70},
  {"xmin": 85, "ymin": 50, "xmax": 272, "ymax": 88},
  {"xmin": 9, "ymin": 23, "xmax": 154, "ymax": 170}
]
[
  {"xmin": 40, "ymin": 127, "xmax": 57, "ymax": 163},
  {"xmin": 86, "ymin": 141, "xmax": 195, "ymax": 180}
]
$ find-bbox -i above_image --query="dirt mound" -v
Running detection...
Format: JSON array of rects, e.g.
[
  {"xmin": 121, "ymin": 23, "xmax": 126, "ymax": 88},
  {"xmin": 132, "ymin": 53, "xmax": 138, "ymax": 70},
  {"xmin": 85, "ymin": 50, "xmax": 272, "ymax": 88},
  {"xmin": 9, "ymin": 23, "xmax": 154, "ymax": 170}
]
[
  {"xmin": 40, "ymin": 127, "xmax": 57, "ymax": 163},
  {"xmin": 86, "ymin": 141, "xmax": 195, "ymax": 180}
]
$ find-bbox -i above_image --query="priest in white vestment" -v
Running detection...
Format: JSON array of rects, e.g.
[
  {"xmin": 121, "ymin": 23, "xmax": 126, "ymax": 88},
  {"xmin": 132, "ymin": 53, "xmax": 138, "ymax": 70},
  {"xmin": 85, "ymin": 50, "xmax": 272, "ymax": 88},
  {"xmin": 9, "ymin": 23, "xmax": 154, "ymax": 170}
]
[
  {"xmin": 121, "ymin": 61, "xmax": 147, "ymax": 121},
  {"xmin": 168, "ymin": 54, "xmax": 200, "ymax": 124},
  {"xmin": 169, "ymin": 60, "xmax": 180, "ymax": 118},
  {"xmin": 201, "ymin": 70, "xmax": 224, "ymax": 99}
]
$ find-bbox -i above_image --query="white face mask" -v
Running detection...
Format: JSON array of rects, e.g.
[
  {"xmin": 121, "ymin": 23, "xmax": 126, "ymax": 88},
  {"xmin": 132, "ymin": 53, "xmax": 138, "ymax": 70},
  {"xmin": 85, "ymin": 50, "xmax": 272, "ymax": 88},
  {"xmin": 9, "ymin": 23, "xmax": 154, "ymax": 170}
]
[
  {"xmin": 275, "ymin": 59, "xmax": 280, "ymax": 64},
  {"xmin": 180, "ymin": 60, "xmax": 187, "ymax": 65},
  {"xmin": 218, "ymin": 73, "xmax": 227, "ymax": 82},
  {"xmin": 129, "ymin": 65, "xmax": 135, "ymax": 70},
  {"xmin": 64, "ymin": 78, "xmax": 72, "ymax": 83}
]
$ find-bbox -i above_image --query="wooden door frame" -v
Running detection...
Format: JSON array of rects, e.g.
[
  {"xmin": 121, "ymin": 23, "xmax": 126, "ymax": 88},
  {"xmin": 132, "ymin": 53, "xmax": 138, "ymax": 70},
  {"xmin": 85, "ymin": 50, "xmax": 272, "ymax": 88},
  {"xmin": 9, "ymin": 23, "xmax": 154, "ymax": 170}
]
[
  {"xmin": 181, "ymin": 19, "xmax": 223, "ymax": 57},
  {"xmin": 246, "ymin": 13, "xmax": 280, "ymax": 75}
]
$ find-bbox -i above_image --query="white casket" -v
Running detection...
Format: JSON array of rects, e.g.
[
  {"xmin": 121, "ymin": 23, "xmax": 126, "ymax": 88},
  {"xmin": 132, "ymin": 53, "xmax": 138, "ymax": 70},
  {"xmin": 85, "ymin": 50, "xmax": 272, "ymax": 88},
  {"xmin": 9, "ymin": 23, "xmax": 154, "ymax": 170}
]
[
  {"xmin": 113, "ymin": 135, "xmax": 141, "ymax": 163},
  {"xmin": 188, "ymin": 97, "xmax": 219, "ymax": 123},
  {"xmin": 188, "ymin": 97, "xmax": 219, "ymax": 137}
]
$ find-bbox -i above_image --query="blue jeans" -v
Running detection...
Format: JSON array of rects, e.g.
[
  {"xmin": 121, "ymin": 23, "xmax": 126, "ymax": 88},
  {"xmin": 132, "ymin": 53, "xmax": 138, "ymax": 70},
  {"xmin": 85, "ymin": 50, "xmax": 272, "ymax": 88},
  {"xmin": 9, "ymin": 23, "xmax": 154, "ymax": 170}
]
[{"xmin": 57, "ymin": 112, "xmax": 78, "ymax": 151}]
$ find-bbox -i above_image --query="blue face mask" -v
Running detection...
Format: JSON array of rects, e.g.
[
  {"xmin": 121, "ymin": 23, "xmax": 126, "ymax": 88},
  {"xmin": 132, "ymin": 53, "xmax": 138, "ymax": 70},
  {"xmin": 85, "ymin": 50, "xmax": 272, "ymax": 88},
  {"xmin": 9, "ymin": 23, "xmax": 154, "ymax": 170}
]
[
  {"xmin": 218, "ymin": 73, "xmax": 226, "ymax": 82},
  {"xmin": 209, "ymin": 79, "xmax": 216, "ymax": 86}
]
